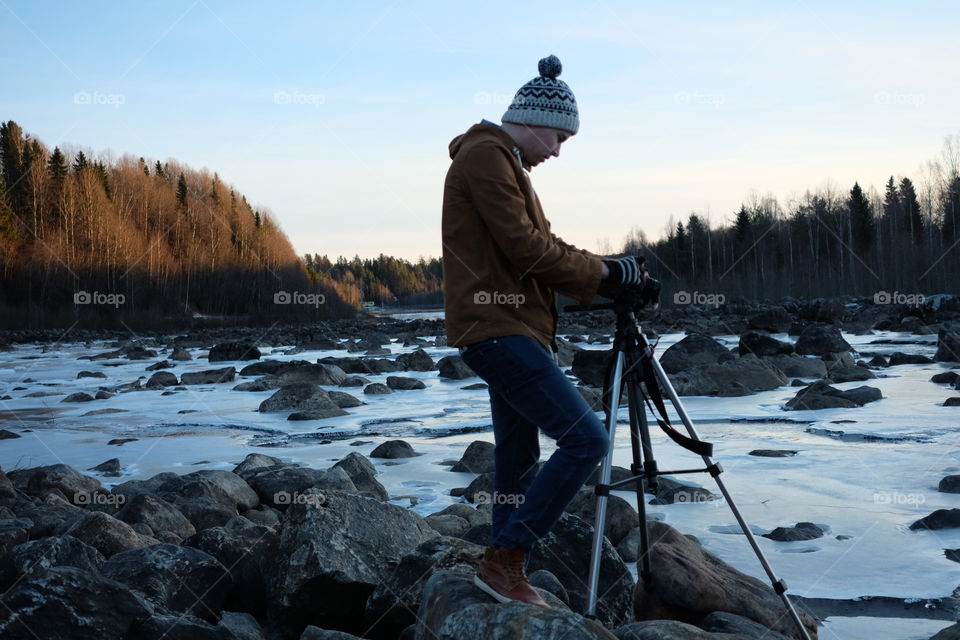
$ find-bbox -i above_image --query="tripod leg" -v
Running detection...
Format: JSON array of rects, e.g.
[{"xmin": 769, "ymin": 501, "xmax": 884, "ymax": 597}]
[
  {"xmin": 626, "ymin": 374, "xmax": 654, "ymax": 586},
  {"xmin": 586, "ymin": 351, "xmax": 624, "ymax": 618},
  {"xmin": 646, "ymin": 353, "xmax": 814, "ymax": 640}
]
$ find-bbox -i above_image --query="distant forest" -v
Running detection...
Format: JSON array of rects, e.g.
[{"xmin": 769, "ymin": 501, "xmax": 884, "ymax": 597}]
[{"xmin": 1, "ymin": 119, "xmax": 956, "ymax": 330}]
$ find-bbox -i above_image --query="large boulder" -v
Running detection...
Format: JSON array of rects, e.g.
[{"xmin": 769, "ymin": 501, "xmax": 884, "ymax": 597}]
[
  {"xmin": 239, "ymin": 464, "xmax": 356, "ymax": 508},
  {"xmin": 180, "ymin": 367, "xmax": 237, "ymax": 385},
  {"xmin": 785, "ymin": 381, "xmax": 881, "ymax": 411},
  {"xmin": 762, "ymin": 355, "xmax": 827, "ymax": 379},
  {"xmin": 101, "ymin": 543, "xmax": 230, "ymax": 623},
  {"xmin": 0, "ymin": 534, "xmax": 105, "ymax": 592},
  {"xmin": 415, "ymin": 570, "xmax": 617, "ymax": 640},
  {"xmin": 563, "ymin": 487, "xmax": 639, "ymax": 547},
  {"xmin": 55, "ymin": 510, "xmax": 153, "ymax": 558},
  {"xmin": 116, "ymin": 493, "xmax": 197, "ymax": 539},
  {"xmin": 910, "ymin": 508, "xmax": 960, "ymax": 530},
  {"xmin": 396, "ymin": 347, "xmax": 437, "ymax": 371},
  {"xmin": 738, "ymin": 332, "xmax": 794, "ymax": 357},
  {"xmin": 668, "ymin": 355, "xmax": 787, "ymax": 397},
  {"xmin": 794, "ymin": 325, "xmax": 852, "ymax": 356},
  {"xmin": 365, "ymin": 536, "xmax": 485, "ymax": 639},
  {"xmin": 0, "ymin": 567, "xmax": 154, "ymax": 639},
  {"xmin": 258, "ymin": 384, "xmax": 348, "ymax": 417},
  {"xmin": 268, "ymin": 490, "xmax": 437, "ymax": 635},
  {"xmin": 632, "ymin": 521, "xmax": 817, "ymax": 640},
  {"xmin": 571, "ymin": 349, "xmax": 614, "ymax": 387},
  {"xmin": 208, "ymin": 342, "xmax": 261, "ymax": 362},
  {"xmin": 659, "ymin": 334, "xmax": 732, "ymax": 374},
  {"xmin": 451, "ymin": 440, "xmax": 495, "ymax": 473},
  {"xmin": 332, "ymin": 452, "xmax": 388, "ymax": 501},
  {"xmin": 748, "ymin": 307, "xmax": 792, "ymax": 333},
  {"xmin": 935, "ymin": 328, "xmax": 960, "ymax": 362},
  {"xmin": 7, "ymin": 464, "xmax": 101, "ymax": 505},
  {"xmin": 438, "ymin": 356, "xmax": 475, "ymax": 380}
]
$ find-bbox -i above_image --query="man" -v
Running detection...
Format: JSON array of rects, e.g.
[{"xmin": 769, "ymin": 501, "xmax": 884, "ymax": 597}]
[{"xmin": 442, "ymin": 55, "xmax": 646, "ymax": 608}]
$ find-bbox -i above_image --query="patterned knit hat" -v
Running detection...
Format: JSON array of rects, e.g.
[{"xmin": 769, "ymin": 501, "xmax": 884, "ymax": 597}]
[{"xmin": 502, "ymin": 55, "xmax": 579, "ymax": 134}]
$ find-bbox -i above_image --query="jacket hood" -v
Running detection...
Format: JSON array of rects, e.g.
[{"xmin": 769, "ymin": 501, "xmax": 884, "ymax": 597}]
[{"xmin": 448, "ymin": 123, "xmax": 514, "ymax": 160}]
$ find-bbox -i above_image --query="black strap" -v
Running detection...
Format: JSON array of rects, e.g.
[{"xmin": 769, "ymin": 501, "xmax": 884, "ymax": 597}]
[{"xmin": 638, "ymin": 352, "xmax": 713, "ymax": 457}]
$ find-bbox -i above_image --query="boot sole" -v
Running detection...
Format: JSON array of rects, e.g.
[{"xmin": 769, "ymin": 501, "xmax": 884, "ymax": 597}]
[{"xmin": 473, "ymin": 574, "xmax": 550, "ymax": 608}]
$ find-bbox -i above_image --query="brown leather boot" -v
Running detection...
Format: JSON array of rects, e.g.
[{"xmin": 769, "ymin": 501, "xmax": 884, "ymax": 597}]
[{"xmin": 473, "ymin": 546, "xmax": 550, "ymax": 608}]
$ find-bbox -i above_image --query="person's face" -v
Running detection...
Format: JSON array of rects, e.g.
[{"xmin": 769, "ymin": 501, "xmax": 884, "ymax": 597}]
[{"xmin": 520, "ymin": 126, "xmax": 572, "ymax": 169}]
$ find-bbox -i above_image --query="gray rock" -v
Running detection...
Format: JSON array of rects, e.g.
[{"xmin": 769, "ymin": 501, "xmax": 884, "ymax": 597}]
[
  {"xmin": 268, "ymin": 490, "xmax": 437, "ymax": 634},
  {"xmin": 699, "ymin": 611, "xmax": 793, "ymax": 639},
  {"xmin": 396, "ymin": 347, "xmax": 437, "ymax": 371},
  {"xmin": 762, "ymin": 522, "xmax": 824, "ymax": 541},
  {"xmin": 7, "ymin": 463, "xmax": 101, "ymax": 505},
  {"xmin": 945, "ymin": 397, "xmax": 960, "ymax": 407},
  {"xmin": 364, "ymin": 535, "xmax": 484, "ymax": 638},
  {"xmin": 437, "ymin": 355, "xmax": 475, "ymax": 379},
  {"xmin": 935, "ymin": 328, "xmax": 960, "ymax": 362},
  {"xmin": 56, "ymin": 511, "xmax": 152, "ymax": 558},
  {"xmin": 571, "ymin": 349, "xmax": 614, "ymax": 387},
  {"xmin": 101, "ymin": 543, "xmax": 229, "ymax": 622},
  {"xmin": 61, "ymin": 392, "xmax": 95, "ymax": 402},
  {"xmin": 910, "ymin": 508, "xmax": 960, "ymax": 530},
  {"xmin": 668, "ymin": 355, "xmax": 787, "ymax": 397},
  {"xmin": 0, "ymin": 535, "xmax": 105, "ymax": 591},
  {"xmin": 659, "ymin": 333, "xmax": 733, "ymax": 374},
  {"xmin": 333, "ymin": 452, "xmax": 388, "ymax": 500},
  {"xmin": 300, "ymin": 627, "xmax": 365, "ymax": 640},
  {"xmin": 762, "ymin": 354, "xmax": 827, "ymax": 379},
  {"xmin": 259, "ymin": 384, "xmax": 347, "ymax": 417},
  {"xmin": 0, "ymin": 566, "xmax": 154, "ymax": 639},
  {"xmin": 180, "ymin": 367, "xmax": 236, "ymax": 385},
  {"xmin": 564, "ymin": 487, "xmax": 639, "ymax": 547},
  {"xmin": 208, "ymin": 342, "xmax": 261, "ymax": 362},
  {"xmin": 370, "ymin": 440, "xmax": 418, "ymax": 459},
  {"xmin": 748, "ymin": 307, "xmax": 792, "ymax": 333},
  {"xmin": 785, "ymin": 380, "xmax": 881, "ymax": 410},
  {"xmin": 116, "ymin": 493, "xmax": 196, "ymax": 539},
  {"xmin": 340, "ymin": 376, "xmax": 370, "ymax": 387},
  {"xmin": 795, "ymin": 324, "xmax": 852, "ymax": 356},
  {"xmin": 738, "ymin": 332, "xmax": 794, "ymax": 357},
  {"xmin": 77, "ymin": 370, "xmax": 107, "ymax": 379},
  {"xmin": 613, "ymin": 620, "xmax": 755, "ymax": 639},
  {"xmin": 931, "ymin": 371, "xmax": 959, "ymax": 385},
  {"xmin": 631, "ymin": 520, "xmax": 818, "ymax": 639},
  {"xmin": 749, "ymin": 450, "xmax": 798, "ymax": 457},
  {"xmin": 87, "ymin": 458, "xmax": 121, "ymax": 477},
  {"xmin": 387, "ymin": 375, "xmax": 427, "ymax": 390},
  {"xmin": 145, "ymin": 371, "xmax": 178, "ymax": 388},
  {"xmin": 424, "ymin": 513, "xmax": 470, "ymax": 537},
  {"xmin": 363, "ymin": 382, "xmax": 393, "ymax": 395},
  {"xmin": 171, "ymin": 346, "xmax": 192, "ymax": 361},
  {"xmin": 451, "ymin": 440, "xmax": 495, "ymax": 473},
  {"xmin": 888, "ymin": 351, "xmax": 934, "ymax": 365},
  {"xmin": 328, "ymin": 390, "xmax": 362, "ymax": 408}
]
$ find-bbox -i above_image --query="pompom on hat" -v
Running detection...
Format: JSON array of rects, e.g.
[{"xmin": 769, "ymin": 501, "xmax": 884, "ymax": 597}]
[{"xmin": 502, "ymin": 55, "xmax": 579, "ymax": 135}]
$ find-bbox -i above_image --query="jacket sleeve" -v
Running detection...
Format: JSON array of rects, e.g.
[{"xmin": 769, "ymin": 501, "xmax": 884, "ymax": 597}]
[
  {"xmin": 551, "ymin": 232, "xmax": 600, "ymax": 257},
  {"xmin": 461, "ymin": 143, "xmax": 603, "ymax": 304}
]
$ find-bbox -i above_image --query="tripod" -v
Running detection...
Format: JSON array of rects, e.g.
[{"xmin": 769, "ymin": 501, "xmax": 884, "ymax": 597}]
[{"xmin": 569, "ymin": 298, "xmax": 812, "ymax": 640}]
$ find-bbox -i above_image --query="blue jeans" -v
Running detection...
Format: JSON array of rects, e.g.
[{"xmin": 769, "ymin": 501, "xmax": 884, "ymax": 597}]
[{"xmin": 460, "ymin": 335, "xmax": 609, "ymax": 551}]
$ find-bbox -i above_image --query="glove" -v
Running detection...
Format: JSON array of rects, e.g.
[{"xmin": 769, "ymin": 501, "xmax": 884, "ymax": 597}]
[{"xmin": 602, "ymin": 256, "xmax": 646, "ymax": 286}]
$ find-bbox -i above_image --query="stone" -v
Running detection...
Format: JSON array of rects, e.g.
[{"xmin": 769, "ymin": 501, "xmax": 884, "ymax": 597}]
[
  {"xmin": 87, "ymin": 458, "xmax": 121, "ymax": 477},
  {"xmin": 363, "ymin": 382, "xmax": 393, "ymax": 395},
  {"xmin": 0, "ymin": 535, "xmax": 105, "ymax": 592},
  {"xmin": 910, "ymin": 508, "xmax": 960, "ymax": 530},
  {"xmin": 761, "ymin": 522, "xmax": 824, "ymax": 542},
  {"xmin": 61, "ymin": 392, "xmax": 95, "ymax": 402},
  {"xmin": 749, "ymin": 450, "xmax": 798, "ymax": 457},
  {"xmin": 396, "ymin": 347, "xmax": 436, "ymax": 371},
  {"xmin": 888, "ymin": 351, "xmax": 934, "ymax": 366},
  {"xmin": 386, "ymin": 375, "xmax": 427, "ymax": 390},
  {"xmin": 259, "ymin": 384, "xmax": 347, "ymax": 417},
  {"xmin": 437, "ymin": 355, "xmax": 475, "ymax": 379},
  {"xmin": 208, "ymin": 342, "xmax": 261, "ymax": 362},
  {"xmin": 116, "ymin": 493, "xmax": 196, "ymax": 539},
  {"xmin": 935, "ymin": 328, "xmax": 960, "ymax": 362},
  {"xmin": 451, "ymin": 440, "xmax": 495, "ymax": 473},
  {"xmin": 659, "ymin": 333, "xmax": 733, "ymax": 374},
  {"xmin": 748, "ymin": 307, "xmax": 792, "ymax": 333},
  {"xmin": 7, "ymin": 463, "xmax": 101, "ymax": 505},
  {"xmin": 180, "ymin": 367, "xmax": 236, "ymax": 384},
  {"xmin": 795, "ymin": 325, "xmax": 852, "ymax": 356},
  {"xmin": 55, "ymin": 511, "xmax": 152, "ymax": 558},
  {"xmin": 332, "ymin": 452, "xmax": 388, "ymax": 501},
  {"xmin": 564, "ymin": 487, "xmax": 639, "ymax": 547},
  {"xmin": 370, "ymin": 440, "xmax": 418, "ymax": 459},
  {"xmin": 738, "ymin": 332, "xmax": 794, "ymax": 357},
  {"xmin": 145, "ymin": 371, "xmax": 178, "ymax": 388}
]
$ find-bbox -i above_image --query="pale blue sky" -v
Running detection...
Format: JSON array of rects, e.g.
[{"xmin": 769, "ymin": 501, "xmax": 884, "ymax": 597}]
[{"xmin": 2, "ymin": 1, "xmax": 958, "ymax": 260}]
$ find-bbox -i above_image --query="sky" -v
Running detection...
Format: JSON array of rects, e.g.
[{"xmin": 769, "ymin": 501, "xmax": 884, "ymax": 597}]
[{"xmin": 2, "ymin": 1, "xmax": 959, "ymax": 261}]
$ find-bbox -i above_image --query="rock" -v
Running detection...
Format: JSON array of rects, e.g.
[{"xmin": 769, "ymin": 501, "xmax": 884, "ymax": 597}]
[
  {"xmin": 180, "ymin": 367, "xmax": 236, "ymax": 385},
  {"xmin": 8, "ymin": 463, "xmax": 101, "ymax": 504},
  {"xmin": 171, "ymin": 346, "xmax": 192, "ymax": 361},
  {"xmin": 208, "ymin": 342, "xmax": 261, "ymax": 362},
  {"xmin": 116, "ymin": 493, "xmax": 196, "ymax": 539},
  {"xmin": 61, "ymin": 391, "xmax": 95, "ymax": 402},
  {"xmin": 319, "ymin": 356, "xmax": 400, "ymax": 375},
  {"xmin": 461, "ymin": 382, "xmax": 487, "ymax": 390},
  {"xmin": 613, "ymin": 619, "xmax": 756, "ymax": 639},
  {"xmin": 0, "ymin": 429, "xmax": 21, "ymax": 439},
  {"xmin": 867, "ymin": 354, "xmax": 889, "ymax": 367},
  {"xmin": 556, "ymin": 337, "xmax": 584, "ymax": 367},
  {"xmin": 387, "ymin": 376, "xmax": 427, "ymax": 390},
  {"xmin": 145, "ymin": 359, "xmax": 171, "ymax": 371},
  {"xmin": 77, "ymin": 370, "xmax": 107, "ymax": 379},
  {"xmin": 648, "ymin": 477, "xmax": 718, "ymax": 505},
  {"xmin": 935, "ymin": 328, "xmax": 960, "ymax": 362},
  {"xmin": 274, "ymin": 363, "xmax": 348, "ymax": 387},
  {"xmin": 0, "ymin": 535, "xmax": 105, "ymax": 592},
  {"xmin": 910, "ymin": 508, "xmax": 960, "ymax": 530},
  {"xmin": 239, "ymin": 464, "xmax": 354, "ymax": 508},
  {"xmin": 12, "ymin": 494, "xmax": 83, "ymax": 538},
  {"xmin": 659, "ymin": 333, "xmax": 733, "ymax": 374},
  {"xmin": 232, "ymin": 453, "xmax": 283, "ymax": 477},
  {"xmin": 268, "ymin": 490, "xmax": 437, "ymax": 635},
  {"xmin": 328, "ymin": 390, "xmax": 362, "ymax": 408},
  {"xmin": 87, "ymin": 458, "xmax": 121, "ymax": 477},
  {"xmin": 738, "ymin": 332, "xmax": 794, "ymax": 357},
  {"xmin": 396, "ymin": 348, "xmax": 436, "ymax": 371},
  {"xmin": 259, "ymin": 384, "xmax": 347, "ymax": 417},
  {"xmin": 364, "ymin": 536, "xmax": 484, "ymax": 638},
  {"xmin": 184, "ymin": 522, "xmax": 279, "ymax": 616},
  {"xmin": 668, "ymin": 355, "xmax": 787, "ymax": 397},
  {"xmin": 762, "ymin": 522, "xmax": 824, "ymax": 541},
  {"xmin": 363, "ymin": 382, "xmax": 393, "ymax": 395},
  {"xmin": 101, "ymin": 543, "xmax": 230, "ymax": 622},
  {"xmin": 424, "ymin": 514, "xmax": 470, "ymax": 537},
  {"xmin": 526, "ymin": 513, "xmax": 634, "ymax": 628},
  {"xmin": 945, "ymin": 397, "xmax": 960, "ymax": 407},
  {"xmin": 340, "ymin": 376, "xmax": 370, "ymax": 387},
  {"xmin": 888, "ymin": 352, "xmax": 934, "ymax": 365},
  {"xmin": 795, "ymin": 325, "xmax": 852, "ymax": 356},
  {"xmin": 451, "ymin": 440, "xmax": 495, "ymax": 473},
  {"xmin": 700, "ymin": 611, "xmax": 793, "ymax": 639},
  {"xmin": 437, "ymin": 355, "xmax": 475, "ymax": 379},
  {"xmin": 823, "ymin": 356, "xmax": 876, "ymax": 382},
  {"xmin": 528, "ymin": 569, "xmax": 570, "ymax": 606},
  {"xmin": 564, "ymin": 488, "xmax": 639, "ymax": 547},
  {"xmin": 300, "ymin": 627, "xmax": 365, "ymax": 640},
  {"xmin": 458, "ymin": 472, "xmax": 494, "ymax": 503},
  {"xmin": 370, "ymin": 440, "xmax": 418, "ymax": 459},
  {"xmin": 785, "ymin": 380, "xmax": 881, "ymax": 410},
  {"xmin": 0, "ymin": 518, "xmax": 32, "ymax": 554},
  {"xmin": 145, "ymin": 371, "xmax": 178, "ymax": 388},
  {"xmin": 749, "ymin": 450, "xmax": 798, "ymax": 457},
  {"xmin": 930, "ymin": 622, "xmax": 960, "ymax": 640},
  {"xmin": 333, "ymin": 452, "xmax": 389, "ymax": 501},
  {"xmin": 578, "ymin": 386, "xmax": 604, "ymax": 411},
  {"xmin": 571, "ymin": 349, "xmax": 614, "ymax": 387},
  {"xmin": 56, "ymin": 511, "xmax": 152, "ymax": 557},
  {"xmin": 0, "ymin": 567, "xmax": 154, "ymax": 639},
  {"xmin": 748, "ymin": 307, "xmax": 792, "ymax": 333},
  {"xmin": 932, "ymin": 371, "xmax": 959, "ymax": 385}
]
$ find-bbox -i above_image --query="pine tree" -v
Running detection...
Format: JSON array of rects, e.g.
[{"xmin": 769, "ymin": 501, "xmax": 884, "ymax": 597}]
[
  {"xmin": 140, "ymin": 157, "xmax": 149, "ymax": 176},
  {"xmin": 154, "ymin": 160, "xmax": 165, "ymax": 179},
  {"xmin": 72, "ymin": 150, "xmax": 89, "ymax": 173},
  {"xmin": 94, "ymin": 161, "xmax": 111, "ymax": 199},
  {"xmin": 0, "ymin": 173, "xmax": 21, "ymax": 257},
  {"xmin": 899, "ymin": 177, "xmax": 923, "ymax": 243},
  {"xmin": 254, "ymin": 211, "xmax": 262, "ymax": 228},
  {"xmin": 942, "ymin": 176, "xmax": 960, "ymax": 244},
  {"xmin": 733, "ymin": 205, "xmax": 752, "ymax": 245},
  {"xmin": 882, "ymin": 176, "xmax": 901, "ymax": 226},
  {"xmin": 176, "ymin": 173, "xmax": 188, "ymax": 211},
  {"xmin": 848, "ymin": 182, "xmax": 874, "ymax": 253}
]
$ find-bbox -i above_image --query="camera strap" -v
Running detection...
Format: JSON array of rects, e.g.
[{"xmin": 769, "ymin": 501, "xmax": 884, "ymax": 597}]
[{"xmin": 638, "ymin": 354, "xmax": 713, "ymax": 457}]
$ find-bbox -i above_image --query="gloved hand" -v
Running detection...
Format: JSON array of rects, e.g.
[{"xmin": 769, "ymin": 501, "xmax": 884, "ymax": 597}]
[{"xmin": 602, "ymin": 256, "xmax": 647, "ymax": 286}]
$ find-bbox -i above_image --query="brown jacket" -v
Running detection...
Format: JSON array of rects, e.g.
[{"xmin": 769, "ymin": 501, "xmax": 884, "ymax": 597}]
[{"xmin": 442, "ymin": 123, "xmax": 604, "ymax": 349}]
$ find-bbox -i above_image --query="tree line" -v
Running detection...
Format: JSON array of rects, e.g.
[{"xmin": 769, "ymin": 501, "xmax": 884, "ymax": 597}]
[
  {"xmin": 622, "ymin": 134, "xmax": 960, "ymax": 302},
  {"xmin": 304, "ymin": 254, "xmax": 443, "ymax": 309}
]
